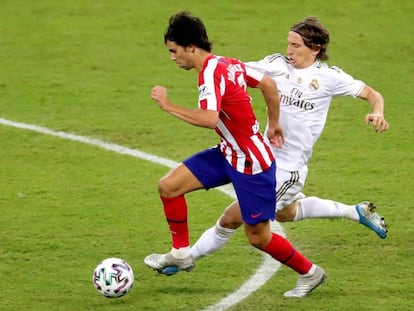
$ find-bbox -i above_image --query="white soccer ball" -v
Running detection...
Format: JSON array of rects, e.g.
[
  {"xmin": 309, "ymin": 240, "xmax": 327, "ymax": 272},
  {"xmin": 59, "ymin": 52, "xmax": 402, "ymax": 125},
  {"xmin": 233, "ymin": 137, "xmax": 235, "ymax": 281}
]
[{"xmin": 92, "ymin": 257, "xmax": 134, "ymax": 298}]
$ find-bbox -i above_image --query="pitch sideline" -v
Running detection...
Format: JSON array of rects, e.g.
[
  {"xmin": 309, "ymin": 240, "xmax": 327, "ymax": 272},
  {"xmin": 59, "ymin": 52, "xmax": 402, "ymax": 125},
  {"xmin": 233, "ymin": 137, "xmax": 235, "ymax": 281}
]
[{"xmin": 0, "ymin": 117, "xmax": 284, "ymax": 311}]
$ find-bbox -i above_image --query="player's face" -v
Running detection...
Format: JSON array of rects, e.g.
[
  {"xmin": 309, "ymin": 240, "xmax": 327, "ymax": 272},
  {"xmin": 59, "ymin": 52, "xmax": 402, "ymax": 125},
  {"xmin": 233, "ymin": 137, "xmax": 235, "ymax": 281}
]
[
  {"xmin": 286, "ymin": 31, "xmax": 318, "ymax": 69},
  {"xmin": 165, "ymin": 40, "xmax": 194, "ymax": 70}
]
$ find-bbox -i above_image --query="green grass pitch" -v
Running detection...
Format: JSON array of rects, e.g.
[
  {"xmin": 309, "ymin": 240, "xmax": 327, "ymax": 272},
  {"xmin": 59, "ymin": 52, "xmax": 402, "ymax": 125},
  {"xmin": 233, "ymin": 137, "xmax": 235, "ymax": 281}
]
[{"xmin": 0, "ymin": 1, "xmax": 413, "ymax": 310}]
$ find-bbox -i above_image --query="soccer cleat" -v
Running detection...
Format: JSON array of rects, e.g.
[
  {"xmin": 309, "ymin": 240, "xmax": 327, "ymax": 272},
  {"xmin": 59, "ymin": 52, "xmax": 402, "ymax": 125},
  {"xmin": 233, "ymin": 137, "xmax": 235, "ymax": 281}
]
[
  {"xmin": 157, "ymin": 266, "xmax": 180, "ymax": 276},
  {"xmin": 284, "ymin": 265, "xmax": 327, "ymax": 298},
  {"xmin": 355, "ymin": 201, "xmax": 387, "ymax": 239},
  {"xmin": 144, "ymin": 253, "xmax": 194, "ymax": 273}
]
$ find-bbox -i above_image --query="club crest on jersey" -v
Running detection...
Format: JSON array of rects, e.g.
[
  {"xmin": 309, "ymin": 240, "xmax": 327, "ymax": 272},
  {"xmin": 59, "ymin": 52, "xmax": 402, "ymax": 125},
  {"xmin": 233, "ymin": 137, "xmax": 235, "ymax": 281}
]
[
  {"xmin": 309, "ymin": 79, "xmax": 319, "ymax": 91},
  {"xmin": 198, "ymin": 84, "xmax": 212, "ymax": 100}
]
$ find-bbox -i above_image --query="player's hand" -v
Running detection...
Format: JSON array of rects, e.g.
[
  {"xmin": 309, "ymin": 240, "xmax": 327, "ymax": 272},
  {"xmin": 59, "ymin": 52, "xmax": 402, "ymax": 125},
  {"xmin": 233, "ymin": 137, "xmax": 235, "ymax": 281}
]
[
  {"xmin": 365, "ymin": 113, "xmax": 389, "ymax": 132},
  {"xmin": 151, "ymin": 85, "xmax": 170, "ymax": 111},
  {"xmin": 267, "ymin": 123, "xmax": 284, "ymax": 148}
]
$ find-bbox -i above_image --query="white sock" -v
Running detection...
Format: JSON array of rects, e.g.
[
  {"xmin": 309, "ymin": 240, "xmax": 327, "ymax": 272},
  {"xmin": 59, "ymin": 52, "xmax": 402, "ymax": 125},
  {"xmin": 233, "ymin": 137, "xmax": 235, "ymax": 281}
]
[
  {"xmin": 191, "ymin": 221, "xmax": 236, "ymax": 261},
  {"xmin": 170, "ymin": 246, "xmax": 191, "ymax": 259},
  {"xmin": 294, "ymin": 196, "xmax": 359, "ymax": 222},
  {"xmin": 305, "ymin": 264, "xmax": 317, "ymax": 276}
]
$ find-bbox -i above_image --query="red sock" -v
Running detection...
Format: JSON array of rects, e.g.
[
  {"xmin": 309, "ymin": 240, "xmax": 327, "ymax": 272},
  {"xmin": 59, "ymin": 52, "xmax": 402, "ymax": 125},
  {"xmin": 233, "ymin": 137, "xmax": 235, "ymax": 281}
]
[
  {"xmin": 263, "ymin": 233, "xmax": 312, "ymax": 274},
  {"xmin": 160, "ymin": 195, "xmax": 189, "ymax": 249}
]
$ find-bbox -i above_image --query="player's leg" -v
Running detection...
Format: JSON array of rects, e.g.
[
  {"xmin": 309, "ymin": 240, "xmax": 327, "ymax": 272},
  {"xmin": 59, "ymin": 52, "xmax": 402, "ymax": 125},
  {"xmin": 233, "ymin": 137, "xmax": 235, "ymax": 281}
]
[
  {"xmin": 275, "ymin": 166, "xmax": 357, "ymax": 222},
  {"xmin": 190, "ymin": 166, "xmax": 300, "ymax": 261},
  {"xmin": 237, "ymin": 162, "xmax": 326, "ymax": 297},
  {"xmin": 191, "ymin": 201, "xmax": 242, "ymax": 260},
  {"xmin": 276, "ymin": 197, "xmax": 358, "ymax": 221},
  {"xmin": 144, "ymin": 163, "xmax": 203, "ymax": 272},
  {"xmin": 243, "ymin": 218, "xmax": 326, "ymax": 298},
  {"xmin": 278, "ymin": 198, "xmax": 387, "ymax": 238},
  {"xmin": 191, "ymin": 164, "xmax": 297, "ymax": 260},
  {"xmin": 274, "ymin": 167, "xmax": 387, "ymax": 238},
  {"xmin": 157, "ymin": 202, "xmax": 242, "ymax": 276},
  {"xmin": 278, "ymin": 197, "xmax": 388, "ymax": 239},
  {"xmin": 144, "ymin": 147, "xmax": 232, "ymax": 273},
  {"xmin": 277, "ymin": 196, "xmax": 389, "ymax": 239}
]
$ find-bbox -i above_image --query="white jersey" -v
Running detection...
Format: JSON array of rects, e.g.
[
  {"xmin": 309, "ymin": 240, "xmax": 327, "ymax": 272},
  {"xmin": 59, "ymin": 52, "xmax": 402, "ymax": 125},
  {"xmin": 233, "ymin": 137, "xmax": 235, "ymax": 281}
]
[{"xmin": 246, "ymin": 54, "xmax": 365, "ymax": 171}]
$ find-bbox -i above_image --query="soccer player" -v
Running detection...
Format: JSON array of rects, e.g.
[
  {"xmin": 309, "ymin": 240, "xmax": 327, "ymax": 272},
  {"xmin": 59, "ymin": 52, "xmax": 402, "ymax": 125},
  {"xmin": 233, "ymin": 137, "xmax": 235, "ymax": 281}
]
[
  {"xmin": 144, "ymin": 11, "xmax": 327, "ymax": 298},
  {"xmin": 158, "ymin": 16, "xmax": 389, "ymax": 297}
]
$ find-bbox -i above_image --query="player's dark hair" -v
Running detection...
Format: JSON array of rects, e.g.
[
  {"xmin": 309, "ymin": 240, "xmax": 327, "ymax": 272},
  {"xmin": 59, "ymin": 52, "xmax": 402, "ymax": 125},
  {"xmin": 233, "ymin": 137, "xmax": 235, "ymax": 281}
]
[
  {"xmin": 290, "ymin": 16, "xmax": 330, "ymax": 60},
  {"xmin": 164, "ymin": 11, "xmax": 212, "ymax": 52}
]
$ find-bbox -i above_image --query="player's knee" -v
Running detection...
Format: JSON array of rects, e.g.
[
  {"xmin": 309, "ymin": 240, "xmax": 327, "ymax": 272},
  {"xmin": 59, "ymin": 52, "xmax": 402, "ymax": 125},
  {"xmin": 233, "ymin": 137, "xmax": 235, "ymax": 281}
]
[
  {"xmin": 219, "ymin": 202, "xmax": 243, "ymax": 229},
  {"xmin": 246, "ymin": 232, "xmax": 270, "ymax": 249},
  {"xmin": 276, "ymin": 203, "xmax": 297, "ymax": 222},
  {"xmin": 275, "ymin": 210, "xmax": 291, "ymax": 222},
  {"xmin": 244, "ymin": 222, "xmax": 271, "ymax": 249},
  {"xmin": 158, "ymin": 176, "xmax": 176, "ymax": 197}
]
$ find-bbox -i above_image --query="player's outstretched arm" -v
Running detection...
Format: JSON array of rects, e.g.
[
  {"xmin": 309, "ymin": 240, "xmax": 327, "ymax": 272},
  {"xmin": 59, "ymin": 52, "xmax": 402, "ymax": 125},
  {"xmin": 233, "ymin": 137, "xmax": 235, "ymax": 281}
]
[{"xmin": 358, "ymin": 85, "xmax": 389, "ymax": 132}]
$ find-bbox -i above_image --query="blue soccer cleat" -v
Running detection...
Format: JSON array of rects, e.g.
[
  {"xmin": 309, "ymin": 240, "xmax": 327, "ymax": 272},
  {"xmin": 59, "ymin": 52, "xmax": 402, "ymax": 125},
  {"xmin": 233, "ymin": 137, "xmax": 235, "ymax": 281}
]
[
  {"xmin": 355, "ymin": 201, "xmax": 387, "ymax": 239},
  {"xmin": 157, "ymin": 266, "xmax": 180, "ymax": 276}
]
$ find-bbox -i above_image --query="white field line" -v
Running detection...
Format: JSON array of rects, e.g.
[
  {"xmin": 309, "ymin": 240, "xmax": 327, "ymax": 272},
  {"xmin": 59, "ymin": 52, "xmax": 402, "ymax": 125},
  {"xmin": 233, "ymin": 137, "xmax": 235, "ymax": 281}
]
[{"xmin": 0, "ymin": 118, "xmax": 284, "ymax": 310}]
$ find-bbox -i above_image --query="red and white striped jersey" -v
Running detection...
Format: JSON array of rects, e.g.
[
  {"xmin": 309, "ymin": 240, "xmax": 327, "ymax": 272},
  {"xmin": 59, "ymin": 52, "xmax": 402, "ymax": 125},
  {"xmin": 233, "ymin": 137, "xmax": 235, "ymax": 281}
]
[{"xmin": 198, "ymin": 54, "xmax": 274, "ymax": 175}]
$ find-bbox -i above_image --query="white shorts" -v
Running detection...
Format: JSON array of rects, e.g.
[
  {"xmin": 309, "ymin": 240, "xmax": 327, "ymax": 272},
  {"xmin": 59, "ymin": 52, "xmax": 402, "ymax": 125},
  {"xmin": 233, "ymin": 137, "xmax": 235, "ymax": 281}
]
[{"xmin": 275, "ymin": 165, "xmax": 308, "ymax": 211}]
